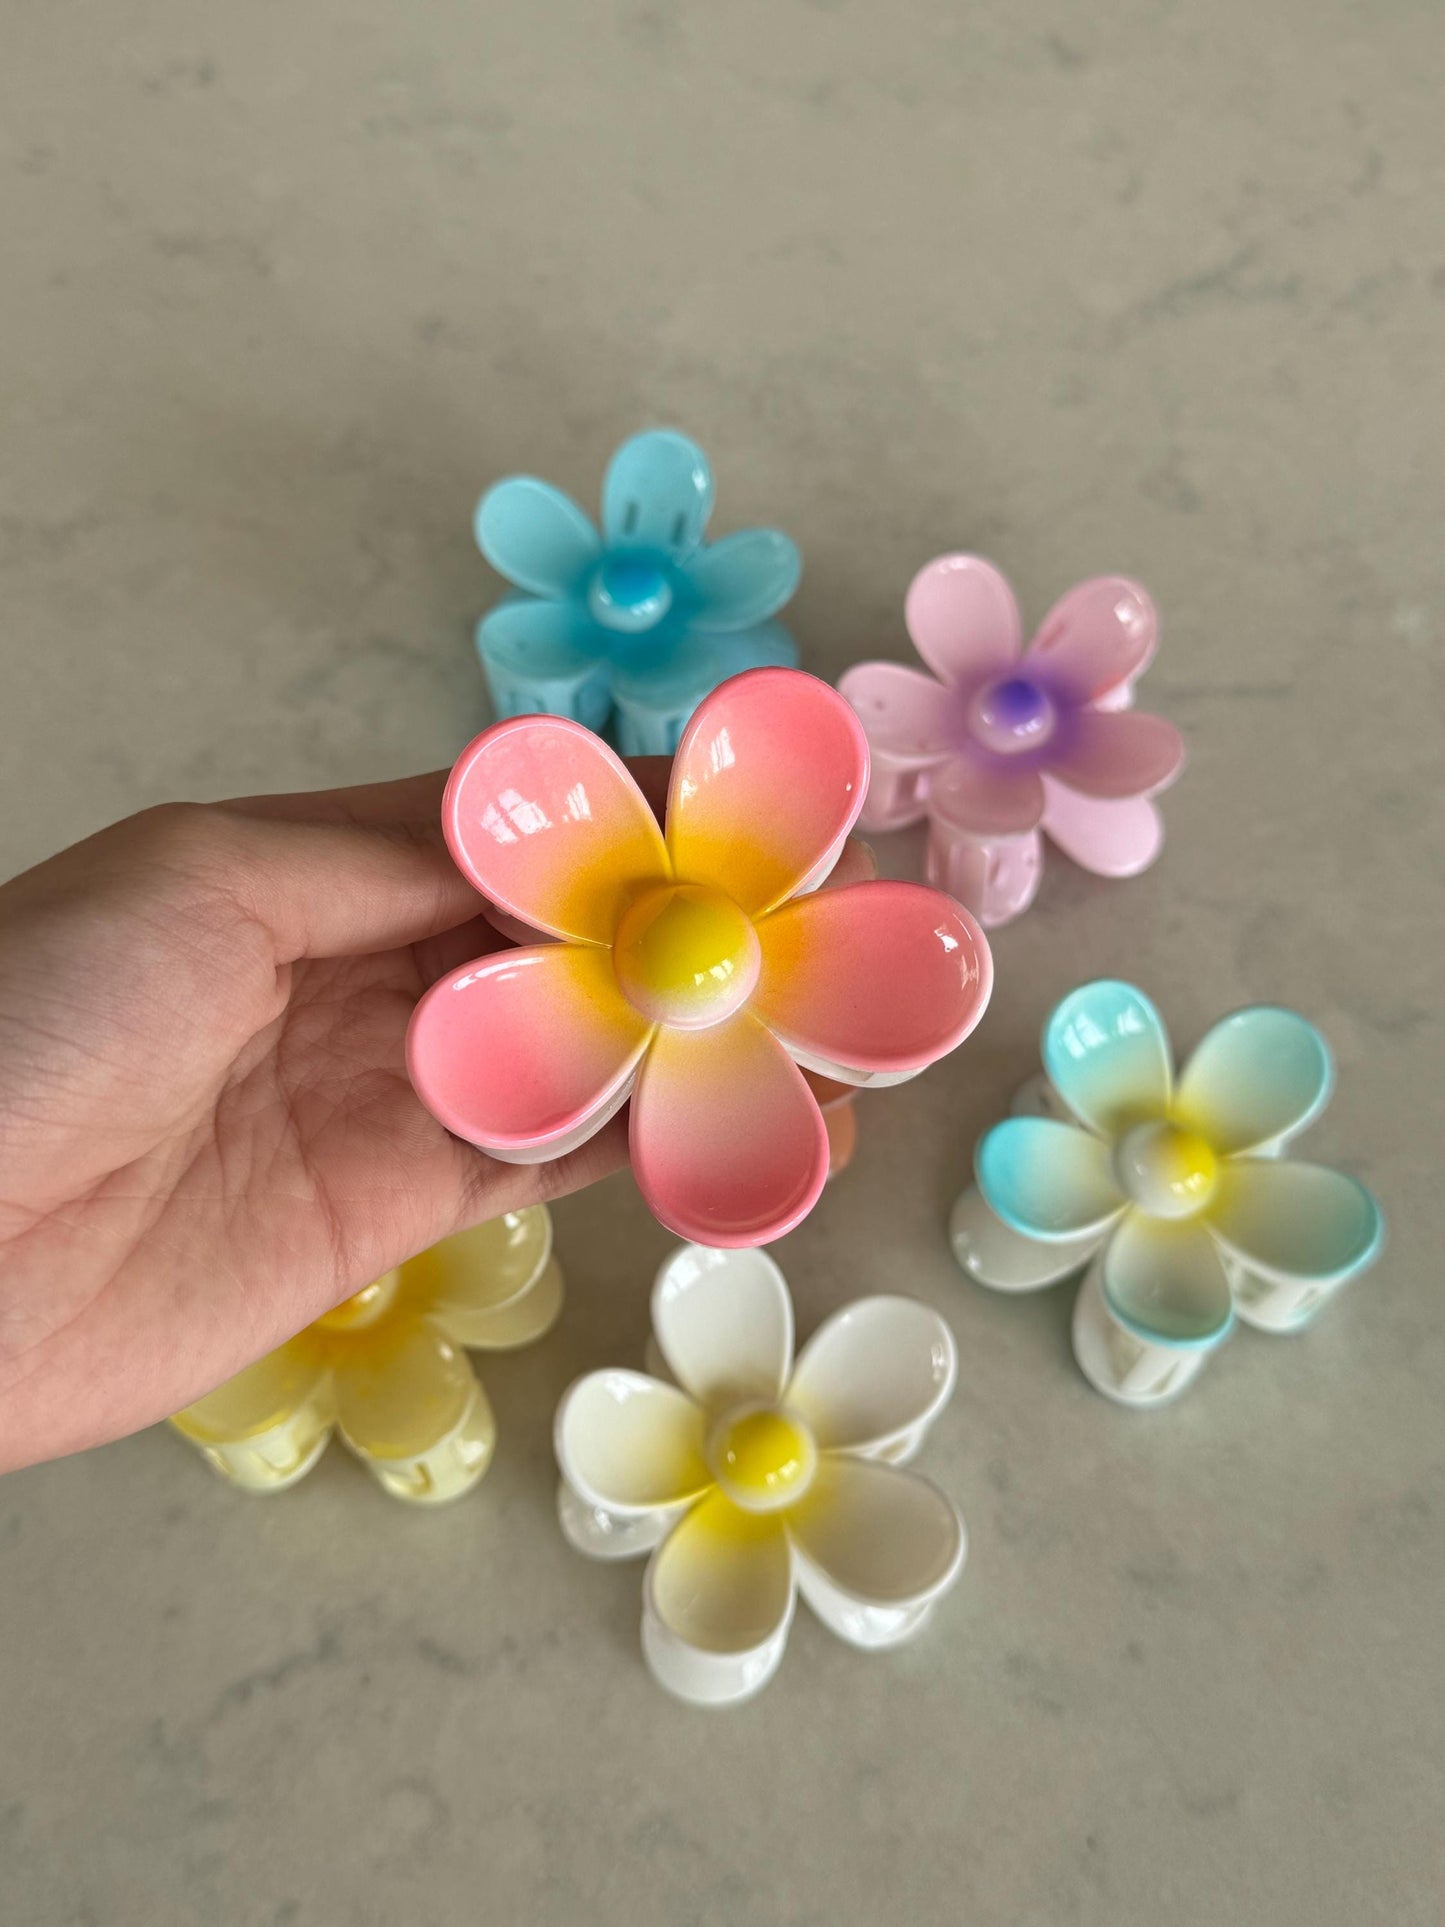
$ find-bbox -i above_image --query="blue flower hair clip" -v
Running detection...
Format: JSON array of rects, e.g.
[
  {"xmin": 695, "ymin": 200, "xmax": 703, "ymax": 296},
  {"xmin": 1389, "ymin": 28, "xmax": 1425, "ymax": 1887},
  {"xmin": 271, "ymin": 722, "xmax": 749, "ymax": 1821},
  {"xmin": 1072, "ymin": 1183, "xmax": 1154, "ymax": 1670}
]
[{"xmin": 474, "ymin": 429, "xmax": 802, "ymax": 754}]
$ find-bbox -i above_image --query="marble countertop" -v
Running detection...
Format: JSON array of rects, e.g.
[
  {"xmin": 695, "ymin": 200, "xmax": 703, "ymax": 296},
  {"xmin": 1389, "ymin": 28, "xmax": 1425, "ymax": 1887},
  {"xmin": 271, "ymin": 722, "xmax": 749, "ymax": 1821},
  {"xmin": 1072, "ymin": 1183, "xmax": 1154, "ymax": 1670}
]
[{"xmin": 2, "ymin": 4, "xmax": 1441, "ymax": 1922}]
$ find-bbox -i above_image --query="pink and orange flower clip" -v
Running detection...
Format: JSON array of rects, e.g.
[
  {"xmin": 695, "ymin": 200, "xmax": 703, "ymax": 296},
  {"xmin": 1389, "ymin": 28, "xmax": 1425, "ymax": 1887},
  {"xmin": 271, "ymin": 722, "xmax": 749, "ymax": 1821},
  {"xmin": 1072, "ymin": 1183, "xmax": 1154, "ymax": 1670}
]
[{"xmin": 407, "ymin": 668, "xmax": 993, "ymax": 1246}]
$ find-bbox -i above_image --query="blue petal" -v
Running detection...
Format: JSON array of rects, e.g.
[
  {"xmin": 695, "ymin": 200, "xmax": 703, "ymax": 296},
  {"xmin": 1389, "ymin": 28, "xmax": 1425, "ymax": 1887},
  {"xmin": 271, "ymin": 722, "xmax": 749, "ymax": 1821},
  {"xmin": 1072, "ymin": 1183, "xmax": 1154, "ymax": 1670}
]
[
  {"xmin": 476, "ymin": 599, "xmax": 611, "ymax": 729},
  {"xmin": 609, "ymin": 623, "xmax": 799, "ymax": 758},
  {"xmin": 975, "ymin": 1117, "xmax": 1126, "ymax": 1242},
  {"xmin": 601, "ymin": 430, "xmax": 714, "ymax": 560},
  {"xmin": 475, "ymin": 478, "xmax": 601, "ymax": 597},
  {"xmin": 610, "ymin": 620, "xmax": 798, "ymax": 712},
  {"xmin": 1042, "ymin": 981, "xmax": 1173, "ymax": 1139},
  {"xmin": 1209, "ymin": 1159, "xmax": 1383, "ymax": 1285},
  {"xmin": 1101, "ymin": 1217, "xmax": 1236, "ymax": 1350},
  {"xmin": 1174, "ymin": 1006, "xmax": 1332, "ymax": 1155},
  {"xmin": 682, "ymin": 530, "xmax": 802, "ymax": 632}
]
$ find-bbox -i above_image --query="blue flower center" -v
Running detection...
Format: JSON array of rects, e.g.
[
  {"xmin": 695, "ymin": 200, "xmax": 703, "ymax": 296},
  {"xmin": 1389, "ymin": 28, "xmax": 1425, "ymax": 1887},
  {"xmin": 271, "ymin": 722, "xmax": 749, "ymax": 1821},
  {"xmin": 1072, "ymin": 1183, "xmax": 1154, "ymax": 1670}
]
[
  {"xmin": 588, "ymin": 556, "xmax": 674, "ymax": 634},
  {"xmin": 967, "ymin": 675, "xmax": 1056, "ymax": 754}
]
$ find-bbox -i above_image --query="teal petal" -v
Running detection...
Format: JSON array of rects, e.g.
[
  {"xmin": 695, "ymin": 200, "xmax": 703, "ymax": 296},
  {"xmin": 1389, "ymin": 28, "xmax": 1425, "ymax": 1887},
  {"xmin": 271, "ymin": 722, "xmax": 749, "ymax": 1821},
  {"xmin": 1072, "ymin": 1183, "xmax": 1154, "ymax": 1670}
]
[
  {"xmin": 1175, "ymin": 1006, "xmax": 1333, "ymax": 1155},
  {"xmin": 475, "ymin": 600, "xmax": 610, "ymax": 730},
  {"xmin": 1101, "ymin": 1216, "xmax": 1236, "ymax": 1350},
  {"xmin": 475, "ymin": 478, "xmax": 601, "ymax": 598},
  {"xmin": 1209, "ymin": 1158, "xmax": 1383, "ymax": 1285},
  {"xmin": 610, "ymin": 621, "xmax": 798, "ymax": 713},
  {"xmin": 1043, "ymin": 981, "xmax": 1173, "ymax": 1138},
  {"xmin": 682, "ymin": 530, "xmax": 801, "ymax": 632},
  {"xmin": 601, "ymin": 430, "xmax": 713, "ymax": 560},
  {"xmin": 975, "ymin": 1117, "xmax": 1125, "ymax": 1242}
]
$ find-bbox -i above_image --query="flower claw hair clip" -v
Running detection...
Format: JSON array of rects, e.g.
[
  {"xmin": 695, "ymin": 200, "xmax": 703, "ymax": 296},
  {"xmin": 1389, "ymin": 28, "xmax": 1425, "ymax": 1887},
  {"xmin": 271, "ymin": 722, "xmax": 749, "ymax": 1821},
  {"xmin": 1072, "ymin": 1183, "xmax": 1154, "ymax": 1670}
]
[
  {"xmin": 949, "ymin": 982, "xmax": 1383, "ymax": 1408},
  {"xmin": 839, "ymin": 557, "xmax": 1185, "ymax": 927},
  {"xmin": 170, "ymin": 1211, "xmax": 562, "ymax": 1501},
  {"xmin": 475, "ymin": 428, "xmax": 802, "ymax": 755},
  {"xmin": 555, "ymin": 1243, "xmax": 966, "ymax": 1707},
  {"xmin": 408, "ymin": 667, "xmax": 993, "ymax": 1248}
]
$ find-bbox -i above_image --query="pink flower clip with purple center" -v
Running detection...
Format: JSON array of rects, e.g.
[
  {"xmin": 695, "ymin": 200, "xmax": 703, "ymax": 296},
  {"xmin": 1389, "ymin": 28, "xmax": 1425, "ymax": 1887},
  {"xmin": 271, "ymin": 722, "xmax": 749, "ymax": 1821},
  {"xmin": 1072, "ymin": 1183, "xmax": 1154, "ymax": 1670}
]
[{"xmin": 839, "ymin": 556, "xmax": 1185, "ymax": 927}]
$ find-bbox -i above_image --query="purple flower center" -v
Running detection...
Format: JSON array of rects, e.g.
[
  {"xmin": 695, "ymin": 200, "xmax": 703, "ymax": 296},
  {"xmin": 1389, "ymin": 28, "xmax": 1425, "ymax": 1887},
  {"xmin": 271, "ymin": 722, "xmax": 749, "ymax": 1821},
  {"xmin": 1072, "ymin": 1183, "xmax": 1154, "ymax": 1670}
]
[{"xmin": 967, "ymin": 675, "xmax": 1056, "ymax": 755}]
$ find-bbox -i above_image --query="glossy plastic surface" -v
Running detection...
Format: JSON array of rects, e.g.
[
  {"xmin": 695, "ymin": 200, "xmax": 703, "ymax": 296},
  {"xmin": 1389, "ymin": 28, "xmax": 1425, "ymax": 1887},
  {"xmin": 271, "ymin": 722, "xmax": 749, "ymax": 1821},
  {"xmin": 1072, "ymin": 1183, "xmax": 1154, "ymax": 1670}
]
[
  {"xmin": 949, "ymin": 981, "xmax": 1383, "ymax": 1408},
  {"xmin": 170, "ymin": 1210, "xmax": 563, "ymax": 1501},
  {"xmin": 408, "ymin": 668, "xmax": 993, "ymax": 1248},
  {"xmin": 838, "ymin": 557, "xmax": 1184, "ymax": 928},
  {"xmin": 474, "ymin": 428, "xmax": 801, "ymax": 752},
  {"xmin": 555, "ymin": 1244, "xmax": 966, "ymax": 1706}
]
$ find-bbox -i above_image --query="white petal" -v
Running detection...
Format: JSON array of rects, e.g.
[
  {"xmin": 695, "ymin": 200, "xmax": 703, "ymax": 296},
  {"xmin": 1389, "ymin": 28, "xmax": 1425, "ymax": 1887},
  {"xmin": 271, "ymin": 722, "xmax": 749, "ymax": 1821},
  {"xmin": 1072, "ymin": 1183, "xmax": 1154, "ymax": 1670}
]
[
  {"xmin": 949, "ymin": 1185, "xmax": 1106, "ymax": 1292},
  {"xmin": 644, "ymin": 1493, "xmax": 795, "ymax": 1668},
  {"xmin": 787, "ymin": 1458, "xmax": 965, "ymax": 1632},
  {"xmin": 1174, "ymin": 1007, "xmax": 1334, "ymax": 1155},
  {"xmin": 785, "ymin": 1297, "xmax": 956, "ymax": 1457},
  {"xmin": 553, "ymin": 1371, "xmax": 711, "ymax": 1515},
  {"xmin": 556, "ymin": 1480, "xmax": 683, "ymax": 1562},
  {"xmin": 1208, "ymin": 1158, "xmax": 1383, "ymax": 1285},
  {"xmin": 650, "ymin": 1244, "xmax": 793, "ymax": 1411}
]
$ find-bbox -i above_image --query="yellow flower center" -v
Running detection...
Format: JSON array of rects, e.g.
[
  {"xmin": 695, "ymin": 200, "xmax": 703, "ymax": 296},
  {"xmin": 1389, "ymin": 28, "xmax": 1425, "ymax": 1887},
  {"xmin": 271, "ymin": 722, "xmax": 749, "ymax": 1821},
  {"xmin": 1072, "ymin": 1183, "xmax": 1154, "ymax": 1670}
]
[
  {"xmin": 314, "ymin": 1271, "xmax": 400, "ymax": 1333},
  {"xmin": 612, "ymin": 882, "xmax": 760, "ymax": 1029},
  {"xmin": 1115, "ymin": 1122, "xmax": 1219, "ymax": 1220},
  {"xmin": 709, "ymin": 1406, "xmax": 816, "ymax": 1513}
]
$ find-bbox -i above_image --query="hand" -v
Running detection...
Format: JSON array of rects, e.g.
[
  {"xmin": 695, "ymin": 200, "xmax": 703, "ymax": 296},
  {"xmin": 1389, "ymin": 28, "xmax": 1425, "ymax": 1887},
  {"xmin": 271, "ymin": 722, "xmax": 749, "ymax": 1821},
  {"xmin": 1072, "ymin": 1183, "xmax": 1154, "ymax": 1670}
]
[
  {"xmin": 0, "ymin": 770, "xmax": 646, "ymax": 1473},
  {"xmin": 0, "ymin": 769, "xmax": 872, "ymax": 1473}
]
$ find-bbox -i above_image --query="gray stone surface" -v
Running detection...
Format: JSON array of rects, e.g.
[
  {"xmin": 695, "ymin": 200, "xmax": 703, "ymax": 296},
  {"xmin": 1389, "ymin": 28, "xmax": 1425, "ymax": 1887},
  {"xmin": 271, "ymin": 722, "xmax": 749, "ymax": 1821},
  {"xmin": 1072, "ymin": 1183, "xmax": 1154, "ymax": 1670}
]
[{"xmin": 2, "ymin": 4, "xmax": 1442, "ymax": 1922}]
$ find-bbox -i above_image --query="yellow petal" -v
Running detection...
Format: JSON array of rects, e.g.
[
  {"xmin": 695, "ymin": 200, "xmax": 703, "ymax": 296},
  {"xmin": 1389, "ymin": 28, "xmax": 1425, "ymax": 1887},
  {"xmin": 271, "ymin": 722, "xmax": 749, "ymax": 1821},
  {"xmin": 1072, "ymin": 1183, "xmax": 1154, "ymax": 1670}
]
[
  {"xmin": 401, "ymin": 1208, "xmax": 561, "ymax": 1347},
  {"xmin": 333, "ymin": 1319, "xmax": 477, "ymax": 1462}
]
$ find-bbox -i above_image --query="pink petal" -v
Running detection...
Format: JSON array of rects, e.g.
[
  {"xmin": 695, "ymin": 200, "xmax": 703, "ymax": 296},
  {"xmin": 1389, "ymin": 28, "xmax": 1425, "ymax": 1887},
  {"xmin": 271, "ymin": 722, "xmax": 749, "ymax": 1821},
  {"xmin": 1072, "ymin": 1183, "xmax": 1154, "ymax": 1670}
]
[
  {"xmin": 904, "ymin": 554, "xmax": 1022, "ymax": 690},
  {"xmin": 929, "ymin": 754, "xmax": 1046, "ymax": 837},
  {"xmin": 1026, "ymin": 576, "xmax": 1158, "ymax": 702},
  {"xmin": 836, "ymin": 661, "xmax": 955, "ymax": 769},
  {"xmin": 629, "ymin": 1014, "xmax": 829, "ymax": 1245},
  {"xmin": 408, "ymin": 944, "xmax": 652, "ymax": 1156},
  {"xmin": 443, "ymin": 716, "xmax": 669, "ymax": 943},
  {"xmin": 665, "ymin": 668, "xmax": 868, "ymax": 917},
  {"xmin": 1040, "ymin": 779, "xmax": 1166, "ymax": 877},
  {"xmin": 753, "ymin": 881, "xmax": 991, "ymax": 1079},
  {"xmin": 1047, "ymin": 709, "xmax": 1184, "ymax": 801}
]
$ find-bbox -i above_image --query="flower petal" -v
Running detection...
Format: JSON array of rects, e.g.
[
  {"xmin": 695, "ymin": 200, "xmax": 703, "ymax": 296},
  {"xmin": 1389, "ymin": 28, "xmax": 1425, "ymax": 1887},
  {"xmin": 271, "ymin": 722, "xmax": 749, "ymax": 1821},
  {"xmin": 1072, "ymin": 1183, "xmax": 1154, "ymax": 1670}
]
[
  {"xmin": 837, "ymin": 660, "xmax": 956, "ymax": 770},
  {"xmin": 786, "ymin": 1297, "xmax": 956, "ymax": 1457},
  {"xmin": 975, "ymin": 1117, "xmax": 1126, "ymax": 1241},
  {"xmin": 904, "ymin": 554, "xmax": 1022, "ymax": 689},
  {"xmin": 555, "ymin": 1370, "xmax": 712, "ymax": 1513},
  {"xmin": 752, "ymin": 880, "xmax": 992, "ymax": 1079},
  {"xmin": 557, "ymin": 1481, "xmax": 685, "ymax": 1561},
  {"xmin": 930, "ymin": 755, "xmax": 1046, "ymax": 838},
  {"xmin": 629, "ymin": 1014, "xmax": 829, "ymax": 1246},
  {"xmin": 1208, "ymin": 1159, "xmax": 1382, "ymax": 1285},
  {"xmin": 1101, "ymin": 1216, "xmax": 1236, "ymax": 1348},
  {"xmin": 645, "ymin": 1491, "xmax": 794, "ymax": 1652},
  {"xmin": 474, "ymin": 477, "xmax": 601, "ymax": 597},
  {"xmin": 170, "ymin": 1339, "xmax": 331, "ymax": 1445},
  {"xmin": 949, "ymin": 1185, "xmax": 1107, "ymax": 1290},
  {"xmin": 1026, "ymin": 576, "xmax": 1158, "ymax": 701},
  {"xmin": 600, "ymin": 429, "xmax": 713, "ymax": 560},
  {"xmin": 1042, "ymin": 980, "xmax": 1174, "ymax": 1136},
  {"xmin": 1040, "ymin": 780, "xmax": 1165, "ymax": 877},
  {"xmin": 475, "ymin": 598, "xmax": 610, "ymax": 724},
  {"xmin": 408, "ymin": 945, "xmax": 652, "ymax": 1158},
  {"xmin": 609, "ymin": 623, "xmax": 799, "ymax": 758},
  {"xmin": 651, "ymin": 1244, "xmax": 794, "ymax": 1410},
  {"xmin": 403, "ymin": 1209, "xmax": 560, "ymax": 1349},
  {"xmin": 683, "ymin": 530, "xmax": 801, "ymax": 631},
  {"xmin": 789, "ymin": 1458, "xmax": 965, "ymax": 1611},
  {"xmin": 1048, "ymin": 709, "xmax": 1184, "ymax": 800},
  {"xmin": 333, "ymin": 1320, "xmax": 478, "ymax": 1460},
  {"xmin": 442, "ymin": 714, "xmax": 669, "ymax": 940},
  {"xmin": 1174, "ymin": 1008, "xmax": 1334, "ymax": 1156},
  {"xmin": 665, "ymin": 667, "xmax": 868, "ymax": 916}
]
